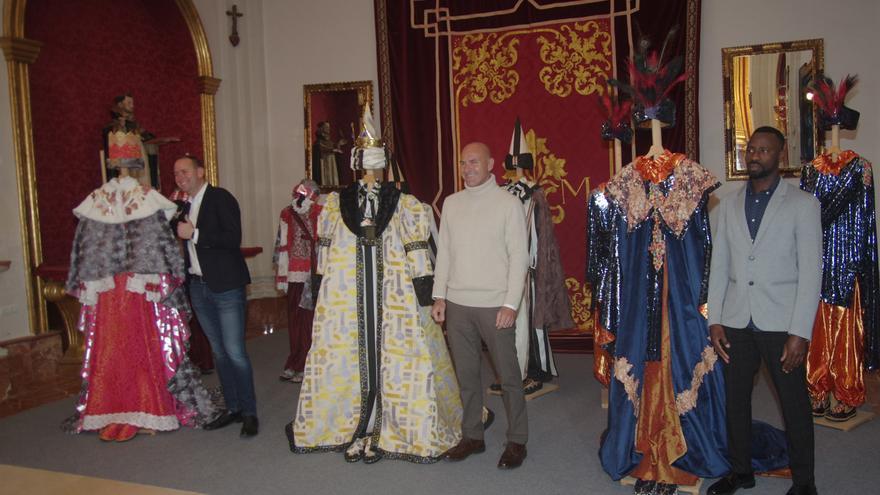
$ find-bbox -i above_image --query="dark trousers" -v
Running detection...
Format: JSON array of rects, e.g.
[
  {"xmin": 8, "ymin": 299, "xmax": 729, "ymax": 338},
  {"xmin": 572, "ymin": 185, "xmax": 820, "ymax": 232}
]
[
  {"xmin": 723, "ymin": 327, "xmax": 814, "ymax": 485},
  {"xmin": 283, "ymin": 282, "xmax": 314, "ymax": 372},
  {"xmin": 445, "ymin": 301, "xmax": 528, "ymax": 444}
]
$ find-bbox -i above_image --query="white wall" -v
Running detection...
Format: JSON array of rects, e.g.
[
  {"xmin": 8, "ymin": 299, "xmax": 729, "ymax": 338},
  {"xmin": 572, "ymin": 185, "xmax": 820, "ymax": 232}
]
[
  {"xmin": 700, "ymin": 0, "xmax": 880, "ymax": 198},
  {"xmin": 194, "ymin": 0, "xmax": 378, "ymax": 298},
  {"xmin": 262, "ymin": 0, "xmax": 379, "ymax": 211}
]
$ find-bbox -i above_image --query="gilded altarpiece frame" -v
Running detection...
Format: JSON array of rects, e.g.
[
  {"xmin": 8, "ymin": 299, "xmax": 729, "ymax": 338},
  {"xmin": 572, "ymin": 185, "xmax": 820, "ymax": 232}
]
[{"xmin": 1, "ymin": 0, "xmax": 220, "ymax": 350}]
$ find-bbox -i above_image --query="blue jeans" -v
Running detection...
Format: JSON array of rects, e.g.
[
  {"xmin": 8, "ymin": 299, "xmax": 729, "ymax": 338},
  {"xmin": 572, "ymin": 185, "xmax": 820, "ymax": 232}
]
[{"xmin": 188, "ymin": 278, "xmax": 257, "ymax": 416}]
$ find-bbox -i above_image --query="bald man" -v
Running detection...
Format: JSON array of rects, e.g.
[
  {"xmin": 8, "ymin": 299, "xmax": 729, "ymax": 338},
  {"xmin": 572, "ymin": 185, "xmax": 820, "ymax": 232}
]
[{"xmin": 432, "ymin": 142, "xmax": 530, "ymax": 469}]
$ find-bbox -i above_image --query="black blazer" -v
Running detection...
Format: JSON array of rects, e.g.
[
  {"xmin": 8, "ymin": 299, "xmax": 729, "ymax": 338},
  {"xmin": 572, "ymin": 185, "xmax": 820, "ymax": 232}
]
[{"xmin": 191, "ymin": 184, "xmax": 251, "ymax": 292}]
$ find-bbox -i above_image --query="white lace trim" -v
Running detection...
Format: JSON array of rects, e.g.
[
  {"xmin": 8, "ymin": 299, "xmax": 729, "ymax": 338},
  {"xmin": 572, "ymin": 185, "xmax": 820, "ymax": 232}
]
[
  {"xmin": 287, "ymin": 272, "xmax": 309, "ymax": 283},
  {"xmin": 73, "ymin": 177, "xmax": 177, "ymax": 224},
  {"xmin": 76, "ymin": 276, "xmax": 117, "ymax": 305},
  {"xmin": 126, "ymin": 274, "xmax": 163, "ymax": 302},
  {"xmin": 82, "ymin": 412, "xmax": 180, "ymax": 431}
]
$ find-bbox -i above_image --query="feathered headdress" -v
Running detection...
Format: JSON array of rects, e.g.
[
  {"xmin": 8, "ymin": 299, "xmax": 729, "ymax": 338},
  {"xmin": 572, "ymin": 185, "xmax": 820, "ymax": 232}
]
[
  {"xmin": 809, "ymin": 74, "xmax": 859, "ymax": 130},
  {"xmin": 598, "ymin": 92, "xmax": 633, "ymax": 143},
  {"xmin": 608, "ymin": 28, "xmax": 688, "ymax": 127}
]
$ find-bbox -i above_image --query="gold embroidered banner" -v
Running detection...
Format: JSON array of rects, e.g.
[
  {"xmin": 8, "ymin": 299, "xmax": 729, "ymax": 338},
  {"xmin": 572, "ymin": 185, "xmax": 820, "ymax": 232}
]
[{"xmin": 452, "ymin": 18, "xmax": 615, "ymax": 331}]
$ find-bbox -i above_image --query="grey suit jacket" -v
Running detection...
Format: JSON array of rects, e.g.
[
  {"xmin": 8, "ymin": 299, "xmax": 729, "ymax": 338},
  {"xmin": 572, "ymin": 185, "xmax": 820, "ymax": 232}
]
[{"xmin": 707, "ymin": 180, "xmax": 822, "ymax": 340}]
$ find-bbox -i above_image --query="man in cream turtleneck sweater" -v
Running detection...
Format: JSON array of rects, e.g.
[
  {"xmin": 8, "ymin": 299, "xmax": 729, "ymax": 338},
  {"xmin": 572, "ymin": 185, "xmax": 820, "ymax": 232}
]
[{"xmin": 432, "ymin": 142, "xmax": 530, "ymax": 469}]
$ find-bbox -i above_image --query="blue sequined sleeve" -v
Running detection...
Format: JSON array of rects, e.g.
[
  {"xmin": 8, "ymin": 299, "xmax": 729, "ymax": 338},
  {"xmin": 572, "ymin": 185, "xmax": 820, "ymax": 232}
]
[{"xmin": 587, "ymin": 188, "xmax": 621, "ymax": 337}]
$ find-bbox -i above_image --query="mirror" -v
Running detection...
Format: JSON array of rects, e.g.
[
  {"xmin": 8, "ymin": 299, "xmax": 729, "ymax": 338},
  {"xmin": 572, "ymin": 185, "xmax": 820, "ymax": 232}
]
[
  {"xmin": 722, "ymin": 39, "xmax": 823, "ymax": 180},
  {"xmin": 304, "ymin": 81, "xmax": 373, "ymax": 188}
]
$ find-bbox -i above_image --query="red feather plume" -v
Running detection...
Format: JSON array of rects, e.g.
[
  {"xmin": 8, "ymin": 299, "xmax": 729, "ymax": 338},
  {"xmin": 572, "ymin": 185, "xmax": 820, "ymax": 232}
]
[{"xmin": 810, "ymin": 74, "xmax": 857, "ymax": 116}]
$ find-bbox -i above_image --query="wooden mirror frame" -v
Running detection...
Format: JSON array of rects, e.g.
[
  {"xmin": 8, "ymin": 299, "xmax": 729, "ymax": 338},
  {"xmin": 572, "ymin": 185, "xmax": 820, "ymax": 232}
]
[
  {"xmin": 722, "ymin": 38, "xmax": 824, "ymax": 180},
  {"xmin": 303, "ymin": 80, "xmax": 373, "ymax": 191}
]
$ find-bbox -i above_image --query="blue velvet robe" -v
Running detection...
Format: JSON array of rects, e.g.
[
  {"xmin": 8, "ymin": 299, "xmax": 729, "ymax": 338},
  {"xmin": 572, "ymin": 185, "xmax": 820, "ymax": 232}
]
[{"xmin": 588, "ymin": 156, "xmax": 729, "ymax": 480}]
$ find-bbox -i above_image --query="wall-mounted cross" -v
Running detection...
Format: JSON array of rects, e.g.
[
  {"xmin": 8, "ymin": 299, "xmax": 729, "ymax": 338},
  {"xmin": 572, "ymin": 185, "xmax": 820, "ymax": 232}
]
[{"xmin": 226, "ymin": 4, "xmax": 243, "ymax": 47}]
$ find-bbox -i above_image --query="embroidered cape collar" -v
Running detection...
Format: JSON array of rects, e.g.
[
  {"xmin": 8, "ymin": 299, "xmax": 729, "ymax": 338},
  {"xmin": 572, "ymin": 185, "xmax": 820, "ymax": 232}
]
[
  {"xmin": 73, "ymin": 177, "xmax": 176, "ymax": 224},
  {"xmin": 813, "ymin": 150, "xmax": 859, "ymax": 176},
  {"xmin": 606, "ymin": 152, "xmax": 719, "ymax": 236},
  {"xmin": 339, "ymin": 181, "xmax": 400, "ymax": 237}
]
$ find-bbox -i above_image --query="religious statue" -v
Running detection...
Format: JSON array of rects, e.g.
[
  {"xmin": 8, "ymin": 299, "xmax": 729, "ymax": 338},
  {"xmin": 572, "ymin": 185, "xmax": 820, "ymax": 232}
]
[{"xmin": 312, "ymin": 121, "xmax": 347, "ymax": 186}]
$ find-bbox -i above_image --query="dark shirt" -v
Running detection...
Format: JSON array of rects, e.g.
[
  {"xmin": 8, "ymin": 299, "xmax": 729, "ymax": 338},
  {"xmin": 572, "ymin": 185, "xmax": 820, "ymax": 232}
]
[
  {"xmin": 744, "ymin": 175, "xmax": 780, "ymax": 330},
  {"xmin": 744, "ymin": 175, "xmax": 781, "ymax": 241}
]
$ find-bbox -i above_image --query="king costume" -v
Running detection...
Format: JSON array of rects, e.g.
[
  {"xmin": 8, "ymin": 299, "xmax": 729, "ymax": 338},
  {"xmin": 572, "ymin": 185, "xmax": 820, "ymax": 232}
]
[
  {"xmin": 800, "ymin": 75, "xmax": 879, "ymax": 420},
  {"xmin": 588, "ymin": 150, "xmax": 728, "ymax": 486},
  {"xmin": 63, "ymin": 175, "xmax": 216, "ymax": 440},
  {"xmin": 286, "ymin": 107, "xmax": 461, "ymax": 463}
]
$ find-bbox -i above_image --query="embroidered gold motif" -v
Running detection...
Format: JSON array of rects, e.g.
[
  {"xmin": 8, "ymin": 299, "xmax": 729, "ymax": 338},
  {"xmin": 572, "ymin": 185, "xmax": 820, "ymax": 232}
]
[
  {"xmin": 613, "ymin": 357, "xmax": 641, "ymax": 414},
  {"xmin": 565, "ymin": 277, "xmax": 593, "ymax": 331},
  {"xmin": 675, "ymin": 346, "xmax": 719, "ymax": 415},
  {"xmin": 452, "ymin": 33, "xmax": 520, "ymax": 107},
  {"xmin": 536, "ymin": 21, "xmax": 612, "ymax": 98}
]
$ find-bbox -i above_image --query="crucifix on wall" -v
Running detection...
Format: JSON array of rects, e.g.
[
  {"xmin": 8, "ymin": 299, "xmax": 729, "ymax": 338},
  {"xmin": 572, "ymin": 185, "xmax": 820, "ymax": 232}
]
[{"xmin": 226, "ymin": 4, "xmax": 243, "ymax": 47}]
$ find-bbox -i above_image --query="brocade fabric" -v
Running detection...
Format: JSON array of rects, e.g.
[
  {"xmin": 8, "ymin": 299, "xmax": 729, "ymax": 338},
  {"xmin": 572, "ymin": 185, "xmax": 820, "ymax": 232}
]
[{"xmin": 289, "ymin": 183, "xmax": 462, "ymax": 462}]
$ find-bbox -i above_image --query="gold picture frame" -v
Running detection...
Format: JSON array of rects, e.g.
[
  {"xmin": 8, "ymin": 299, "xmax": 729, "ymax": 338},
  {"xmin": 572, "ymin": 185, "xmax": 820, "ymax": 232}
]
[
  {"xmin": 722, "ymin": 38, "xmax": 823, "ymax": 180},
  {"xmin": 304, "ymin": 80, "xmax": 373, "ymax": 190}
]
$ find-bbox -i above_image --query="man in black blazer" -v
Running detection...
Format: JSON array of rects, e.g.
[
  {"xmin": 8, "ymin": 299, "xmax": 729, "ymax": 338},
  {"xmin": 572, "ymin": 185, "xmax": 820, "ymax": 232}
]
[{"xmin": 174, "ymin": 156, "xmax": 258, "ymax": 437}]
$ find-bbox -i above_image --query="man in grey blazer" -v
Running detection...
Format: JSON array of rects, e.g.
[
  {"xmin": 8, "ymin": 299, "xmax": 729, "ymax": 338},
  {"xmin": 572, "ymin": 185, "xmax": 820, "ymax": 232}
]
[{"xmin": 707, "ymin": 127, "xmax": 822, "ymax": 495}]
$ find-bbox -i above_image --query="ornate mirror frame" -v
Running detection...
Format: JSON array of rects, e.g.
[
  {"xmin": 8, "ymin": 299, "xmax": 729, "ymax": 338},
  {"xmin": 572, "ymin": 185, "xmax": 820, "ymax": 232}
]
[
  {"xmin": 722, "ymin": 38, "xmax": 824, "ymax": 180},
  {"xmin": 304, "ymin": 80, "xmax": 373, "ymax": 191}
]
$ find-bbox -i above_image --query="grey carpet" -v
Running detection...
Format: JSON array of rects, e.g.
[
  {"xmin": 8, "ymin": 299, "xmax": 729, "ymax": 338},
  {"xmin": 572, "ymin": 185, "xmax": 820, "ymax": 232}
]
[{"xmin": 0, "ymin": 331, "xmax": 877, "ymax": 495}]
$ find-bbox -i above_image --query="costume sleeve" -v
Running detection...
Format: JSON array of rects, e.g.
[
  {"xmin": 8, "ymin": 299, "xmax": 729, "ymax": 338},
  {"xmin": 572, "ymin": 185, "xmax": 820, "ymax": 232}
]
[
  {"xmin": 788, "ymin": 195, "xmax": 823, "ymax": 340},
  {"xmin": 400, "ymin": 194, "xmax": 434, "ymax": 306},
  {"xmin": 859, "ymin": 159, "xmax": 880, "ymax": 369},
  {"xmin": 313, "ymin": 192, "xmax": 339, "ymax": 301},
  {"xmin": 503, "ymin": 195, "xmax": 529, "ymax": 310},
  {"xmin": 196, "ymin": 189, "xmax": 243, "ymax": 249},
  {"xmin": 587, "ymin": 186, "xmax": 620, "ymax": 337},
  {"xmin": 274, "ymin": 209, "xmax": 289, "ymax": 292},
  {"xmin": 432, "ymin": 198, "xmax": 451, "ymax": 301}
]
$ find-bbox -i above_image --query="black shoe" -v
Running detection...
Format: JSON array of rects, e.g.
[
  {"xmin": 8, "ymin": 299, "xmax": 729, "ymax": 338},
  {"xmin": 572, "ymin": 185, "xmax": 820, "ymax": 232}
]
[
  {"xmin": 707, "ymin": 473, "xmax": 755, "ymax": 495},
  {"xmin": 204, "ymin": 410, "xmax": 242, "ymax": 431},
  {"xmin": 786, "ymin": 483, "xmax": 818, "ymax": 495},
  {"xmin": 240, "ymin": 415, "xmax": 259, "ymax": 437}
]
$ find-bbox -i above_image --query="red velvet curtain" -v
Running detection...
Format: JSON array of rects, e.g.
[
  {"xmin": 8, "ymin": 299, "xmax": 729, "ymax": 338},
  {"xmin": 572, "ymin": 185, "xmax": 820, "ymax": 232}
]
[
  {"xmin": 26, "ymin": 0, "xmax": 202, "ymax": 266},
  {"xmin": 375, "ymin": 0, "xmax": 701, "ymax": 333}
]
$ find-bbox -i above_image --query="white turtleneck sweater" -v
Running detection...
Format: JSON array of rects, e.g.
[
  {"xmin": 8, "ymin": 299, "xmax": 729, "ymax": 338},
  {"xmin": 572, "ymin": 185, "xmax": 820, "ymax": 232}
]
[{"xmin": 432, "ymin": 177, "xmax": 529, "ymax": 309}]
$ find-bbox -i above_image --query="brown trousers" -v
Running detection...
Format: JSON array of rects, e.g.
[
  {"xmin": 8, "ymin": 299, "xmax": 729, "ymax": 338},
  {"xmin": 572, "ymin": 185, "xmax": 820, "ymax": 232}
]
[{"xmin": 446, "ymin": 300, "xmax": 528, "ymax": 444}]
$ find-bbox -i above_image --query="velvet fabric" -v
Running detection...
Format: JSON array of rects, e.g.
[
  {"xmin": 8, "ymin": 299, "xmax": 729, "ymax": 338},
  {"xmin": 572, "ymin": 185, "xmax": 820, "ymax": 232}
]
[
  {"xmin": 26, "ymin": 0, "xmax": 203, "ymax": 266},
  {"xmin": 375, "ymin": 0, "xmax": 701, "ymax": 333}
]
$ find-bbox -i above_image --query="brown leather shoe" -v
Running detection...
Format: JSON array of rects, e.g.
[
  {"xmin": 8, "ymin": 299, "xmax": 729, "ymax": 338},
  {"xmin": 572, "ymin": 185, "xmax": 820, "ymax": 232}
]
[
  {"xmin": 443, "ymin": 437, "xmax": 485, "ymax": 461},
  {"xmin": 497, "ymin": 442, "xmax": 527, "ymax": 469}
]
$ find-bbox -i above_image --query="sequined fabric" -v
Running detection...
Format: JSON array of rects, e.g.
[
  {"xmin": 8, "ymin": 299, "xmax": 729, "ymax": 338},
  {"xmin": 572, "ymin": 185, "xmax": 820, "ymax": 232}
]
[
  {"xmin": 801, "ymin": 152, "xmax": 879, "ymax": 371},
  {"xmin": 588, "ymin": 155, "xmax": 728, "ymax": 481}
]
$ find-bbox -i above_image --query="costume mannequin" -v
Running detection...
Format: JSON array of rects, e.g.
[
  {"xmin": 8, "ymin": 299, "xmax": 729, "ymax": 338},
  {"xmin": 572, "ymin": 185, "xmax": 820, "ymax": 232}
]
[
  {"xmin": 589, "ymin": 43, "xmax": 727, "ymax": 495},
  {"xmin": 801, "ymin": 74, "xmax": 878, "ymax": 422},
  {"xmin": 274, "ymin": 180, "xmax": 323, "ymax": 383},
  {"xmin": 286, "ymin": 108, "xmax": 462, "ymax": 463},
  {"xmin": 494, "ymin": 118, "xmax": 572, "ymax": 396},
  {"xmin": 63, "ymin": 157, "xmax": 216, "ymax": 442}
]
